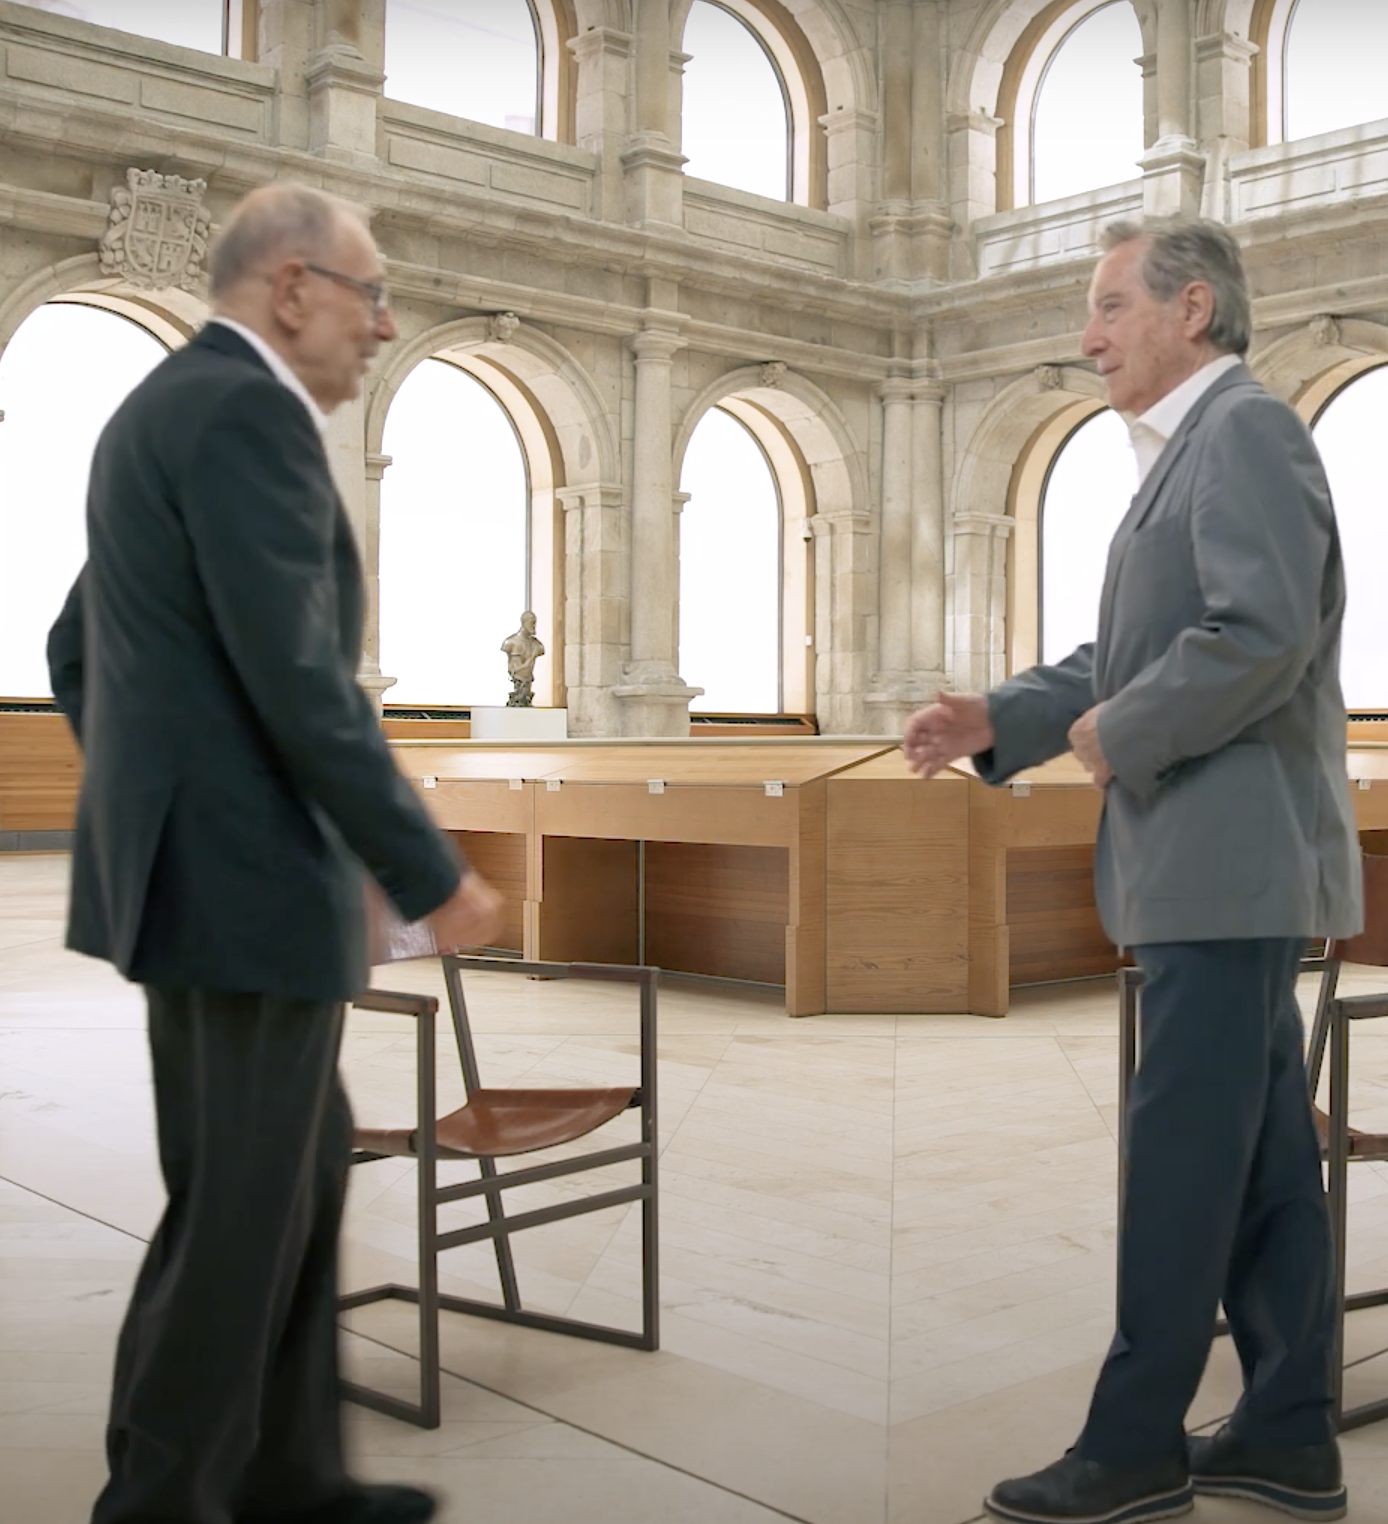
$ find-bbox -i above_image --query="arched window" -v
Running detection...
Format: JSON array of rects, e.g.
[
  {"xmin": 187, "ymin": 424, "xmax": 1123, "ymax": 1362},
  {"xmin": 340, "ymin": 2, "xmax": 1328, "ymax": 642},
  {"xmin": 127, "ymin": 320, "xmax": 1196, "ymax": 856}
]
[
  {"xmin": 678, "ymin": 406, "xmax": 780, "ymax": 711},
  {"xmin": 1031, "ymin": 2, "xmax": 1145, "ymax": 205},
  {"xmin": 384, "ymin": 0, "xmax": 543, "ymax": 136},
  {"xmin": 1311, "ymin": 367, "xmax": 1388, "ymax": 710},
  {"xmin": 379, "ymin": 360, "xmax": 530, "ymax": 706},
  {"xmin": 1284, "ymin": 0, "xmax": 1388, "ymax": 143},
  {"xmin": 681, "ymin": 0, "xmax": 791, "ymax": 202},
  {"xmin": 13, "ymin": 0, "xmax": 228, "ymax": 53},
  {"xmin": 0, "ymin": 303, "xmax": 168, "ymax": 698},
  {"xmin": 1040, "ymin": 408, "xmax": 1135, "ymax": 663}
]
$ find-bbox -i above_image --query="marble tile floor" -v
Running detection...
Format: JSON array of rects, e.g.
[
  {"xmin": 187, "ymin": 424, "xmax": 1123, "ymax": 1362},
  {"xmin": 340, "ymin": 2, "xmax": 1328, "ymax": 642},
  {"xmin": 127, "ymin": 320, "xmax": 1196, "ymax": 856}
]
[{"xmin": 4, "ymin": 852, "xmax": 1388, "ymax": 1523}]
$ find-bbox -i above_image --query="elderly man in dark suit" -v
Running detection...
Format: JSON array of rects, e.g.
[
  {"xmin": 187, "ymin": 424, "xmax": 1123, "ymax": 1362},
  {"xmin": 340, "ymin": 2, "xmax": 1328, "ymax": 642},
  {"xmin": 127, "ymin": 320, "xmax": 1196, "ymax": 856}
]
[
  {"xmin": 47, "ymin": 184, "xmax": 503, "ymax": 1524},
  {"xmin": 906, "ymin": 220, "xmax": 1360, "ymax": 1524}
]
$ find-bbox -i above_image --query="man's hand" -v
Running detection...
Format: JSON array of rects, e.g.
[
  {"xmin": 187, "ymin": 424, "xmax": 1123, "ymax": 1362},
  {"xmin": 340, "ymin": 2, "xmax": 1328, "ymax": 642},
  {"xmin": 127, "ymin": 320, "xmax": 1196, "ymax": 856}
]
[
  {"xmin": 1067, "ymin": 705, "xmax": 1113, "ymax": 787},
  {"xmin": 428, "ymin": 870, "xmax": 505, "ymax": 952},
  {"xmin": 903, "ymin": 692, "xmax": 995, "ymax": 778}
]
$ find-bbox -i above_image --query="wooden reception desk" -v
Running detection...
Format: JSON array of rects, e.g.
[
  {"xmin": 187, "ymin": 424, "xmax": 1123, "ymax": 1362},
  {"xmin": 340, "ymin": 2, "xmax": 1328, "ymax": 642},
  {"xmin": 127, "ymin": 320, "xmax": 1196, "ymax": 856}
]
[{"xmin": 390, "ymin": 738, "xmax": 1388, "ymax": 1018}]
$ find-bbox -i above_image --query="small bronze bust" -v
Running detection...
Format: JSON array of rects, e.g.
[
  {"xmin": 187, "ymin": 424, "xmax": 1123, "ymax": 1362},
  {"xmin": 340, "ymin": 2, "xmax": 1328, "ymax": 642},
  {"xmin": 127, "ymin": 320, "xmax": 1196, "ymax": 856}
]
[{"xmin": 501, "ymin": 612, "xmax": 544, "ymax": 707}]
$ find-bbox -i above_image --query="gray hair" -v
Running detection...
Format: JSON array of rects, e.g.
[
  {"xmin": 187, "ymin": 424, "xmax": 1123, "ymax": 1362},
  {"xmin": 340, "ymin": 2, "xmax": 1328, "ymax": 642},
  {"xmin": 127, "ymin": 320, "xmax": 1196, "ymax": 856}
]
[
  {"xmin": 208, "ymin": 184, "xmax": 370, "ymax": 297},
  {"xmin": 1101, "ymin": 218, "xmax": 1252, "ymax": 356}
]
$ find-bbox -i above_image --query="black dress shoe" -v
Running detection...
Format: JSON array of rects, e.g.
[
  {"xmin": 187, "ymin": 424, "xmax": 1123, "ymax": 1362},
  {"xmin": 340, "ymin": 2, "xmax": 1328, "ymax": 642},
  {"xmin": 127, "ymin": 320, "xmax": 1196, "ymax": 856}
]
[
  {"xmin": 250, "ymin": 1484, "xmax": 438, "ymax": 1524},
  {"xmin": 984, "ymin": 1449, "xmax": 1192, "ymax": 1524},
  {"xmin": 1188, "ymin": 1424, "xmax": 1347, "ymax": 1520}
]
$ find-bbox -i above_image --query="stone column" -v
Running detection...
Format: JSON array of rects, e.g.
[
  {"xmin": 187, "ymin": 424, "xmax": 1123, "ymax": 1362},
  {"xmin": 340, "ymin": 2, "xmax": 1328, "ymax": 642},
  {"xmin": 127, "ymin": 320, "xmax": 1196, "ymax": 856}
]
[
  {"xmin": 946, "ymin": 111, "xmax": 1001, "ymax": 279},
  {"xmin": 822, "ymin": 109, "xmax": 879, "ymax": 278},
  {"xmin": 864, "ymin": 376, "xmax": 913, "ymax": 728},
  {"xmin": 612, "ymin": 322, "xmax": 702, "ymax": 735},
  {"xmin": 303, "ymin": 0, "xmax": 384, "ymax": 163},
  {"xmin": 570, "ymin": 26, "xmax": 634, "ymax": 224},
  {"xmin": 257, "ymin": 0, "xmax": 316, "ymax": 148},
  {"xmin": 810, "ymin": 511, "xmax": 872, "ymax": 734},
  {"xmin": 910, "ymin": 380, "xmax": 948, "ymax": 686},
  {"xmin": 1142, "ymin": 0, "xmax": 1204, "ymax": 217},
  {"xmin": 950, "ymin": 511, "xmax": 1013, "ymax": 694},
  {"xmin": 623, "ymin": 0, "xmax": 684, "ymax": 227},
  {"xmin": 359, "ymin": 450, "xmax": 395, "ymax": 708},
  {"xmin": 1194, "ymin": 31, "xmax": 1257, "ymax": 219},
  {"xmin": 558, "ymin": 484, "xmax": 627, "ymax": 736}
]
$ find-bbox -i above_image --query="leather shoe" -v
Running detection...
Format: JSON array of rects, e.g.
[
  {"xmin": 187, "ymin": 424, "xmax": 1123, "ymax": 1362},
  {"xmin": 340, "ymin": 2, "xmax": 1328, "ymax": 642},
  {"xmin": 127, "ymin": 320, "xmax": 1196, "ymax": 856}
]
[
  {"xmin": 1188, "ymin": 1424, "xmax": 1347, "ymax": 1519},
  {"xmin": 985, "ymin": 1449, "xmax": 1192, "ymax": 1524},
  {"xmin": 249, "ymin": 1484, "xmax": 437, "ymax": 1524}
]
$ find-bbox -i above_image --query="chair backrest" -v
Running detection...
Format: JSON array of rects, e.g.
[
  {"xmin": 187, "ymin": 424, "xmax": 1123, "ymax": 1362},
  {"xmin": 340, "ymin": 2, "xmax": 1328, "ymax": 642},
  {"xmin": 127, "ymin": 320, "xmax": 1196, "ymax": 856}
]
[{"xmin": 1333, "ymin": 853, "xmax": 1388, "ymax": 968}]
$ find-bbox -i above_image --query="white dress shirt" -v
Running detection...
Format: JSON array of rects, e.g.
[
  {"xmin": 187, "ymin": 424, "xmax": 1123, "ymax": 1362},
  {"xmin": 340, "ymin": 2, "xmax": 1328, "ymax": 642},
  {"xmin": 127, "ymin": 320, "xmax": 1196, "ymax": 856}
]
[
  {"xmin": 1127, "ymin": 352, "xmax": 1242, "ymax": 486},
  {"xmin": 206, "ymin": 316, "xmax": 328, "ymax": 437}
]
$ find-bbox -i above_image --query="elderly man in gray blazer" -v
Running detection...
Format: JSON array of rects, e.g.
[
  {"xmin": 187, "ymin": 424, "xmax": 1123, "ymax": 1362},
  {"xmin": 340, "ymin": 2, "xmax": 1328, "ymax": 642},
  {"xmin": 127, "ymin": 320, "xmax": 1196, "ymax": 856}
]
[{"xmin": 906, "ymin": 219, "xmax": 1361, "ymax": 1524}]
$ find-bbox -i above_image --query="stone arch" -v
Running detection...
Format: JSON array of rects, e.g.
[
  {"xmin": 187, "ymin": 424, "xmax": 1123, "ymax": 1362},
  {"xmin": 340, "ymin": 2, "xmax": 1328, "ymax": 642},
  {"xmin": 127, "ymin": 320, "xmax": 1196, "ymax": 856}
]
[
  {"xmin": 1252, "ymin": 317, "xmax": 1388, "ymax": 420},
  {"xmin": 952, "ymin": 365, "xmax": 1108, "ymax": 685},
  {"xmin": 950, "ymin": 0, "xmax": 1154, "ymax": 219},
  {"xmin": 674, "ymin": 364, "xmax": 869, "ymax": 728},
  {"xmin": 367, "ymin": 316, "xmax": 618, "ymax": 719},
  {"xmin": 0, "ymin": 254, "xmax": 207, "ymax": 359}
]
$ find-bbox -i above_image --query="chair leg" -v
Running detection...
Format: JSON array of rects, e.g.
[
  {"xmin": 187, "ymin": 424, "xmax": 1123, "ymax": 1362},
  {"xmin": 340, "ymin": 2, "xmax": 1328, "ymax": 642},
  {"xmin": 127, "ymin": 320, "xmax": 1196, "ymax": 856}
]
[
  {"xmin": 478, "ymin": 1154, "xmax": 522, "ymax": 1313},
  {"xmin": 1327, "ymin": 998, "xmax": 1351, "ymax": 1429},
  {"xmin": 1306, "ymin": 959, "xmax": 1341, "ymax": 1103}
]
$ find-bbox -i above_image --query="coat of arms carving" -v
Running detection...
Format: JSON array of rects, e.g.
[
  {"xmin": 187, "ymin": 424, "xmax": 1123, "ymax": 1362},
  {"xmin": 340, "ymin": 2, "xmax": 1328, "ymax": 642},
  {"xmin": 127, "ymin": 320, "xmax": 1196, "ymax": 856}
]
[{"xmin": 99, "ymin": 169, "xmax": 212, "ymax": 292}]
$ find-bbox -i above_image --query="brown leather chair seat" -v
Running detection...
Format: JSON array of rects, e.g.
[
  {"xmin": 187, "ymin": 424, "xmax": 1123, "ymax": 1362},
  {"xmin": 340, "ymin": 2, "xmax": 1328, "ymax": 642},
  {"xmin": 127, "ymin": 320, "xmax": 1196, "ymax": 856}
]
[{"xmin": 355, "ymin": 1086, "xmax": 636, "ymax": 1160}]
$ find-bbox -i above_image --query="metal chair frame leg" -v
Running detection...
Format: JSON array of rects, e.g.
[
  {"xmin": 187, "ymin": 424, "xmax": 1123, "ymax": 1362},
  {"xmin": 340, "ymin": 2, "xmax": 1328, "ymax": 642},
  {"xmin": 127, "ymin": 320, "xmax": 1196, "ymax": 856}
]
[{"xmin": 340, "ymin": 959, "xmax": 659, "ymax": 1430}]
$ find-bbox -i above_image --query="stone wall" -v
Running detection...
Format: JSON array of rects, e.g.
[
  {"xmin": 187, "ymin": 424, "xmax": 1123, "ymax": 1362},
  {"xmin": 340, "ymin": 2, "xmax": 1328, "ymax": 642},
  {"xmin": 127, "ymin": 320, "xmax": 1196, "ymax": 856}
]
[{"xmin": 2, "ymin": 0, "xmax": 1386, "ymax": 735}]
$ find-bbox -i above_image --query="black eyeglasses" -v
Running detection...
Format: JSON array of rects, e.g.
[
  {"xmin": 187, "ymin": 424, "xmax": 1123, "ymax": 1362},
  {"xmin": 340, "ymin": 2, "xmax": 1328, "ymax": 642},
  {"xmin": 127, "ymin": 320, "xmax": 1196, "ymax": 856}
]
[{"xmin": 303, "ymin": 262, "xmax": 391, "ymax": 319}]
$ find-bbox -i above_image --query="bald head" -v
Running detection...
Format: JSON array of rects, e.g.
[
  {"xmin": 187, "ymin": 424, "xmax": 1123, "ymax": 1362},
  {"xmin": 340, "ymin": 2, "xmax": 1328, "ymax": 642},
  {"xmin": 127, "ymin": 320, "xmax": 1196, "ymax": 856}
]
[
  {"xmin": 207, "ymin": 183, "xmax": 395, "ymax": 413},
  {"xmin": 209, "ymin": 184, "xmax": 368, "ymax": 300}
]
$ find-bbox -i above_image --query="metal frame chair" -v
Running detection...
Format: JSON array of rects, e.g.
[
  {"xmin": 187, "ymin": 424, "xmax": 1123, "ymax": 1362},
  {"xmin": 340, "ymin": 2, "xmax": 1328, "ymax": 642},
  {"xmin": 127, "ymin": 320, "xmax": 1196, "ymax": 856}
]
[
  {"xmin": 1117, "ymin": 904, "xmax": 1387, "ymax": 1433},
  {"xmin": 340, "ymin": 955, "xmax": 659, "ymax": 1429}
]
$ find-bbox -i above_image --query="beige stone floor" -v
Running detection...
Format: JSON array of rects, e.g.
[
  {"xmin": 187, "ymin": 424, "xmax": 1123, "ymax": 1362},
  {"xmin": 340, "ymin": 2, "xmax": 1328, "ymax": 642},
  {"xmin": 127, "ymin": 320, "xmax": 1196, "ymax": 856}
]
[{"xmin": 4, "ymin": 853, "xmax": 1388, "ymax": 1523}]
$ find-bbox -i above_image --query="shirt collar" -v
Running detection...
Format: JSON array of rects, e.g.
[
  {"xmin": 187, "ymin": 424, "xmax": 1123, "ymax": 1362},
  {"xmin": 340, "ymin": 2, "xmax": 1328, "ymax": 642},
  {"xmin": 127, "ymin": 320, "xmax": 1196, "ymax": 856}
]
[
  {"xmin": 207, "ymin": 317, "xmax": 329, "ymax": 437},
  {"xmin": 1128, "ymin": 353, "xmax": 1243, "ymax": 447}
]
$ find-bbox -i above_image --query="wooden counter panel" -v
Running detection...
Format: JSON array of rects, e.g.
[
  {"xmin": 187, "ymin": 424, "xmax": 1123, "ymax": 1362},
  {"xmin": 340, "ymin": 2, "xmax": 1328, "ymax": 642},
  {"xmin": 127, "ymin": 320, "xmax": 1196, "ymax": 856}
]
[
  {"xmin": 0, "ymin": 713, "xmax": 80, "ymax": 831},
  {"xmin": 535, "ymin": 784, "xmax": 797, "ymax": 847},
  {"xmin": 1006, "ymin": 845, "xmax": 1118, "ymax": 986},
  {"xmin": 448, "ymin": 830, "xmax": 526, "ymax": 953},
  {"xmin": 644, "ymin": 842, "xmax": 788, "ymax": 985},
  {"xmin": 825, "ymin": 776, "xmax": 970, "ymax": 1012},
  {"xmin": 421, "ymin": 779, "xmax": 532, "ymax": 834},
  {"xmin": 537, "ymin": 836, "xmax": 640, "ymax": 965},
  {"xmin": 1354, "ymin": 784, "xmax": 1388, "ymax": 832},
  {"xmin": 1003, "ymin": 786, "xmax": 1104, "ymax": 849}
]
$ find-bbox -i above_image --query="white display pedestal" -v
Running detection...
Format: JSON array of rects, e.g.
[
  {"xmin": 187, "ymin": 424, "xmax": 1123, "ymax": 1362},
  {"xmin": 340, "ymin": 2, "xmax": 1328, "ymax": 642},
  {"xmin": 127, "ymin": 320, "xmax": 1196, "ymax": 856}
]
[{"xmin": 470, "ymin": 707, "xmax": 569, "ymax": 740}]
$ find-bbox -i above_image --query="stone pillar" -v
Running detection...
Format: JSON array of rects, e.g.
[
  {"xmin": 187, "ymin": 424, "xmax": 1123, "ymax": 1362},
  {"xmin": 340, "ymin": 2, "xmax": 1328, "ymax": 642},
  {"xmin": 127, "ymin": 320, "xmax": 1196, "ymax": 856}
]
[
  {"xmin": 303, "ymin": 0, "xmax": 384, "ymax": 163},
  {"xmin": 1142, "ymin": 0, "xmax": 1204, "ymax": 217},
  {"xmin": 570, "ymin": 26, "xmax": 634, "ymax": 224},
  {"xmin": 822, "ymin": 109, "xmax": 879, "ymax": 277},
  {"xmin": 623, "ymin": 0, "xmax": 684, "ymax": 227},
  {"xmin": 950, "ymin": 511, "xmax": 1013, "ymax": 694},
  {"xmin": 257, "ymin": 0, "xmax": 316, "ymax": 149},
  {"xmin": 360, "ymin": 450, "xmax": 393, "ymax": 694},
  {"xmin": 864, "ymin": 376, "xmax": 913, "ymax": 727},
  {"xmin": 612, "ymin": 322, "xmax": 702, "ymax": 735},
  {"xmin": 558, "ymin": 483, "xmax": 628, "ymax": 736},
  {"xmin": 1194, "ymin": 31, "xmax": 1257, "ymax": 220},
  {"xmin": 910, "ymin": 381, "xmax": 948, "ymax": 685},
  {"xmin": 810, "ymin": 511, "xmax": 872, "ymax": 735},
  {"xmin": 946, "ymin": 111, "xmax": 1001, "ymax": 278}
]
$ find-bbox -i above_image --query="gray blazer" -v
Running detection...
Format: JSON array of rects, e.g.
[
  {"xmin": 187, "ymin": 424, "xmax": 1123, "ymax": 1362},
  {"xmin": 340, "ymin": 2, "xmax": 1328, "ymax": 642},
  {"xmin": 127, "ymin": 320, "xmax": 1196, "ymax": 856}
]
[{"xmin": 978, "ymin": 363, "xmax": 1362, "ymax": 947}]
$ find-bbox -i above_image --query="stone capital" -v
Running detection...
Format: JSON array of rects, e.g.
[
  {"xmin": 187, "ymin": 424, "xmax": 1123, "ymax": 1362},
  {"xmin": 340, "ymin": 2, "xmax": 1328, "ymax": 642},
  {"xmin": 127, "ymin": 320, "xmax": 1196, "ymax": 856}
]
[
  {"xmin": 1194, "ymin": 32, "xmax": 1259, "ymax": 67},
  {"xmin": 365, "ymin": 451, "xmax": 393, "ymax": 482},
  {"xmin": 954, "ymin": 511, "xmax": 1014, "ymax": 539},
  {"xmin": 567, "ymin": 27, "xmax": 634, "ymax": 66},
  {"xmin": 819, "ymin": 108, "xmax": 880, "ymax": 139},
  {"xmin": 620, "ymin": 131, "xmax": 688, "ymax": 175},
  {"xmin": 630, "ymin": 325, "xmax": 686, "ymax": 363},
  {"xmin": 876, "ymin": 376, "xmax": 917, "ymax": 404},
  {"xmin": 557, "ymin": 483, "xmax": 625, "ymax": 513},
  {"xmin": 304, "ymin": 45, "xmax": 385, "ymax": 99}
]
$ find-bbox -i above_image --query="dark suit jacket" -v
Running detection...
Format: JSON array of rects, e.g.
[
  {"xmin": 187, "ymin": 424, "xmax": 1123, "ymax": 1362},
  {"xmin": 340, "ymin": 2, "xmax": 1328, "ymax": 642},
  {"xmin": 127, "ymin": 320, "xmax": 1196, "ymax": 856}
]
[
  {"xmin": 47, "ymin": 323, "xmax": 462, "ymax": 1001},
  {"xmin": 978, "ymin": 364, "xmax": 1361, "ymax": 946}
]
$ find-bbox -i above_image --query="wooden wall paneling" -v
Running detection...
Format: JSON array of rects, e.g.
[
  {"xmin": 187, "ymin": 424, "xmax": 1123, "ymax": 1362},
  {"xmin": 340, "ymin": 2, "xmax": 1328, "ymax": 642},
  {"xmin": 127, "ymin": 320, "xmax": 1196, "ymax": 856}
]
[
  {"xmin": 536, "ymin": 835, "xmax": 640, "ymax": 965},
  {"xmin": 382, "ymin": 718, "xmax": 472, "ymax": 740},
  {"xmin": 1005, "ymin": 844, "xmax": 1118, "ymax": 985},
  {"xmin": 0, "ymin": 714, "xmax": 81, "ymax": 831},
  {"xmin": 967, "ymin": 779, "xmax": 1009, "ymax": 1016},
  {"xmin": 1001, "ymin": 784, "xmax": 1103, "ymax": 849},
  {"xmin": 643, "ymin": 841, "xmax": 790, "ymax": 986},
  {"xmin": 447, "ymin": 830, "xmax": 527, "ymax": 953},
  {"xmin": 787, "ymin": 777, "xmax": 826, "ymax": 1016},
  {"xmin": 824, "ymin": 774, "xmax": 970, "ymax": 1013}
]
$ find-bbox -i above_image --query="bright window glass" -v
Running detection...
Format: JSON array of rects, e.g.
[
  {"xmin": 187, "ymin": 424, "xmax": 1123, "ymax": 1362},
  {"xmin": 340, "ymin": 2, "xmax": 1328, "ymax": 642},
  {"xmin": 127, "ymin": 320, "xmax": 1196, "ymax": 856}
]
[
  {"xmin": 1040, "ymin": 408, "xmax": 1136, "ymax": 663},
  {"xmin": 0, "ymin": 303, "xmax": 168, "ymax": 698},
  {"xmin": 1285, "ymin": 0, "xmax": 1388, "ymax": 142},
  {"xmin": 384, "ymin": 0, "xmax": 540, "ymax": 134},
  {"xmin": 379, "ymin": 360, "xmax": 529, "ymax": 706},
  {"xmin": 679, "ymin": 407, "xmax": 780, "ymax": 712},
  {"xmin": 12, "ymin": 0, "xmax": 225, "ymax": 52},
  {"xmin": 1312, "ymin": 368, "xmax": 1388, "ymax": 709},
  {"xmin": 681, "ymin": 0, "xmax": 790, "ymax": 201},
  {"xmin": 1032, "ymin": 2, "xmax": 1144, "ymax": 204}
]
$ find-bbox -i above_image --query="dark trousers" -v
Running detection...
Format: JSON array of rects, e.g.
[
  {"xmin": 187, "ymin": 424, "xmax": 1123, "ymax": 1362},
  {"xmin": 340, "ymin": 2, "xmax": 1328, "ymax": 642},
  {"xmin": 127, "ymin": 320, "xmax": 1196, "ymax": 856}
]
[
  {"xmin": 93, "ymin": 987, "xmax": 354, "ymax": 1524},
  {"xmin": 1077, "ymin": 938, "xmax": 1337, "ymax": 1466}
]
